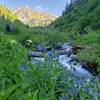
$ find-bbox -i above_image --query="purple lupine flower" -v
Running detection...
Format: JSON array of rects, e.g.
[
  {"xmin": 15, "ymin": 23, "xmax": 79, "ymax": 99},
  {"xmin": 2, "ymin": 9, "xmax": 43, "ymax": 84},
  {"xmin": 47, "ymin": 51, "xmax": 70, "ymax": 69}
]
[
  {"xmin": 61, "ymin": 93, "xmax": 66, "ymax": 100},
  {"xmin": 75, "ymin": 79, "xmax": 83, "ymax": 87},
  {"xmin": 68, "ymin": 86, "xmax": 73, "ymax": 94},
  {"xmin": 36, "ymin": 45, "xmax": 45, "ymax": 52},
  {"xmin": 19, "ymin": 65, "xmax": 28, "ymax": 71},
  {"xmin": 75, "ymin": 79, "xmax": 84, "ymax": 88},
  {"xmin": 47, "ymin": 51, "xmax": 53, "ymax": 58},
  {"xmin": 75, "ymin": 79, "xmax": 80, "ymax": 85},
  {"xmin": 48, "ymin": 60, "xmax": 52, "ymax": 64}
]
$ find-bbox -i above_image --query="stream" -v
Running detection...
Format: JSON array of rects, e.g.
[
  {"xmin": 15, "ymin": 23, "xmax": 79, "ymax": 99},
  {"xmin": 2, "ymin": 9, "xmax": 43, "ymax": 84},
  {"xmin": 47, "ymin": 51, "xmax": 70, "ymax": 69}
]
[
  {"xmin": 21, "ymin": 43, "xmax": 100, "ymax": 99},
  {"xmin": 29, "ymin": 43, "xmax": 94, "ymax": 80}
]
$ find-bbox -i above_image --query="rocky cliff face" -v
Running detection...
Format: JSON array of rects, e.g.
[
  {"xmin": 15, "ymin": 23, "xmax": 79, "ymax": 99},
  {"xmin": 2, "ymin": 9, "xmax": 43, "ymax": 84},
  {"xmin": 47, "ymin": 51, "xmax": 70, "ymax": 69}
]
[{"xmin": 12, "ymin": 6, "xmax": 57, "ymax": 26}]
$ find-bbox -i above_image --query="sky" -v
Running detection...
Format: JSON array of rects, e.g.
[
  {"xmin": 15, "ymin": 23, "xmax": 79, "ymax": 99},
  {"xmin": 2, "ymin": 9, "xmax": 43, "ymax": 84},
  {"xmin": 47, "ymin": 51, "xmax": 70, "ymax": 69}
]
[{"xmin": 0, "ymin": 0, "xmax": 70, "ymax": 16}]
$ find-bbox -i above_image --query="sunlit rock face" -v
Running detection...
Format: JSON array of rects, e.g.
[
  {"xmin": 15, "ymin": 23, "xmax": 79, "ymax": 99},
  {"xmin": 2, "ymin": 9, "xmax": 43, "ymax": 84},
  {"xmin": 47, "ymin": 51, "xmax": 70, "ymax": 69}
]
[{"xmin": 12, "ymin": 6, "xmax": 57, "ymax": 26}]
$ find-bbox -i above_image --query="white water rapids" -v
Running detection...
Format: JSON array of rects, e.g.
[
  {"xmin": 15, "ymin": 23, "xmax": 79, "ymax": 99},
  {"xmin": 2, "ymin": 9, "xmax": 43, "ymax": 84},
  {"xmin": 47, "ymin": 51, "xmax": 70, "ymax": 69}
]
[{"xmin": 30, "ymin": 43, "xmax": 94, "ymax": 79}]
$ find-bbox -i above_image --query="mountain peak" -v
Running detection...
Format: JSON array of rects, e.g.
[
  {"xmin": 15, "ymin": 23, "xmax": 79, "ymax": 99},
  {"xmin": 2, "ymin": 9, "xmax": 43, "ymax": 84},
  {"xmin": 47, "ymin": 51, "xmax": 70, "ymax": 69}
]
[{"xmin": 12, "ymin": 6, "xmax": 57, "ymax": 26}]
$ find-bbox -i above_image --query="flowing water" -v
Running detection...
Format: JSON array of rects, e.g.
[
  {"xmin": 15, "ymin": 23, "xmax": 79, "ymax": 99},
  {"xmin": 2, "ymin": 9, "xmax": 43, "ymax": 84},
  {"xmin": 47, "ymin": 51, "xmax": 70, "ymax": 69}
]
[
  {"xmin": 30, "ymin": 43, "xmax": 94, "ymax": 80},
  {"xmin": 27, "ymin": 43, "xmax": 100, "ymax": 99}
]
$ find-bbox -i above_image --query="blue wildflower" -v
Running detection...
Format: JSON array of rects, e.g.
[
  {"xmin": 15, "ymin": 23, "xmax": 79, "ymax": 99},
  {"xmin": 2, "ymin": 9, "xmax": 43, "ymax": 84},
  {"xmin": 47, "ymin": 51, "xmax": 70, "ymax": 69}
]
[
  {"xmin": 68, "ymin": 86, "xmax": 73, "ymax": 94},
  {"xmin": 47, "ymin": 51, "xmax": 53, "ymax": 58},
  {"xmin": 75, "ymin": 79, "xmax": 83, "ymax": 88},
  {"xmin": 75, "ymin": 79, "xmax": 80, "ymax": 85},
  {"xmin": 75, "ymin": 79, "xmax": 85, "ymax": 88},
  {"xmin": 36, "ymin": 45, "xmax": 45, "ymax": 52},
  {"xmin": 48, "ymin": 60, "xmax": 52, "ymax": 64},
  {"xmin": 19, "ymin": 65, "xmax": 28, "ymax": 71},
  {"xmin": 61, "ymin": 93, "xmax": 66, "ymax": 100}
]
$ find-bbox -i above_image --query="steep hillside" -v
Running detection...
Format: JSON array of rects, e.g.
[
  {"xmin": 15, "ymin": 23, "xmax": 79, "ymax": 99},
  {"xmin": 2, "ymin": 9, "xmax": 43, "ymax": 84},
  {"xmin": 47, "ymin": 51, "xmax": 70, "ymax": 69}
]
[
  {"xmin": 12, "ymin": 6, "xmax": 57, "ymax": 26},
  {"xmin": 0, "ymin": 5, "xmax": 16, "ymax": 21},
  {"xmin": 0, "ymin": 5, "xmax": 17, "ymax": 34},
  {"xmin": 51, "ymin": 0, "xmax": 100, "ymax": 73},
  {"xmin": 52, "ymin": 0, "xmax": 100, "ymax": 34}
]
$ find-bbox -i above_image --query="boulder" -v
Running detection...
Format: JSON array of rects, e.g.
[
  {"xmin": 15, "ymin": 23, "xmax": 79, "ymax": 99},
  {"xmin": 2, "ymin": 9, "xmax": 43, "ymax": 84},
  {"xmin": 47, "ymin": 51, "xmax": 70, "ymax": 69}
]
[
  {"xmin": 62, "ymin": 43, "xmax": 72, "ymax": 49},
  {"xmin": 53, "ymin": 43, "xmax": 63, "ymax": 50},
  {"xmin": 5, "ymin": 23, "xmax": 12, "ymax": 32},
  {"xmin": 25, "ymin": 40, "xmax": 33, "ymax": 48},
  {"xmin": 28, "ymin": 51, "xmax": 43, "ymax": 60},
  {"xmin": 81, "ymin": 60, "xmax": 98, "ymax": 76}
]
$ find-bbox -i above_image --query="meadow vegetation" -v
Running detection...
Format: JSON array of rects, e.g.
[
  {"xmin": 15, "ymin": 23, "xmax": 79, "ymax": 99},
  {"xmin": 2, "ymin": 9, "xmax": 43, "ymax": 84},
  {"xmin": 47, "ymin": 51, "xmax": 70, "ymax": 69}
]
[
  {"xmin": 0, "ymin": 0, "xmax": 100, "ymax": 99},
  {"xmin": 51, "ymin": 0, "xmax": 100, "ymax": 73}
]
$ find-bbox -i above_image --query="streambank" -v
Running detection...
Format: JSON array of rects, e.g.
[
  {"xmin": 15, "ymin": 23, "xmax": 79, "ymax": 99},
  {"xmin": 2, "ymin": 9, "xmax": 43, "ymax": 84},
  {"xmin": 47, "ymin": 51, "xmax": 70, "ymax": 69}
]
[{"xmin": 27, "ymin": 43, "xmax": 98, "ymax": 79}]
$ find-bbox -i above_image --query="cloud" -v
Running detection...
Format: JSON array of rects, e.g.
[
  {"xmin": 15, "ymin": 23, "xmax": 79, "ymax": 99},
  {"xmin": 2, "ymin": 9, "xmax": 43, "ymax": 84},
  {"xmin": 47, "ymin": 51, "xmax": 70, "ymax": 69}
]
[{"xmin": 35, "ymin": 5, "xmax": 48, "ymax": 12}]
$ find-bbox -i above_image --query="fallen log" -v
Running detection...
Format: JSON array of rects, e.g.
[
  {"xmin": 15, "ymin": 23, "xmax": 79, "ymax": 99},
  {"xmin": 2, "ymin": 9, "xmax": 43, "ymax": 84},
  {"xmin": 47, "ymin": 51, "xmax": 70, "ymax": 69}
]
[
  {"xmin": 81, "ymin": 60, "xmax": 99, "ymax": 76},
  {"xmin": 71, "ymin": 45, "xmax": 91, "ymax": 54}
]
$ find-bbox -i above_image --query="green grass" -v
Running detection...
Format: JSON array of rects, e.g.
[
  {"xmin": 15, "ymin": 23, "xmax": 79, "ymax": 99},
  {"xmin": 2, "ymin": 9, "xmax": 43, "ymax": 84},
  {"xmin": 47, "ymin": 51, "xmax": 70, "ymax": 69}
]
[
  {"xmin": 0, "ymin": 38, "xmax": 100, "ymax": 100},
  {"xmin": 50, "ymin": 0, "xmax": 100, "ymax": 72},
  {"xmin": 0, "ymin": 1, "xmax": 100, "ymax": 99}
]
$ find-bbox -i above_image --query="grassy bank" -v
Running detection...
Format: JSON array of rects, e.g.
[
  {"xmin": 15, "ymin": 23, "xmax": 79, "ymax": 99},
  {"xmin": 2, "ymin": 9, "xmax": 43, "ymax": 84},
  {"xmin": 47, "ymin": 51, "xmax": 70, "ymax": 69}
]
[{"xmin": 0, "ymin": 38, "xmax": 100, "ymax": 99}]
